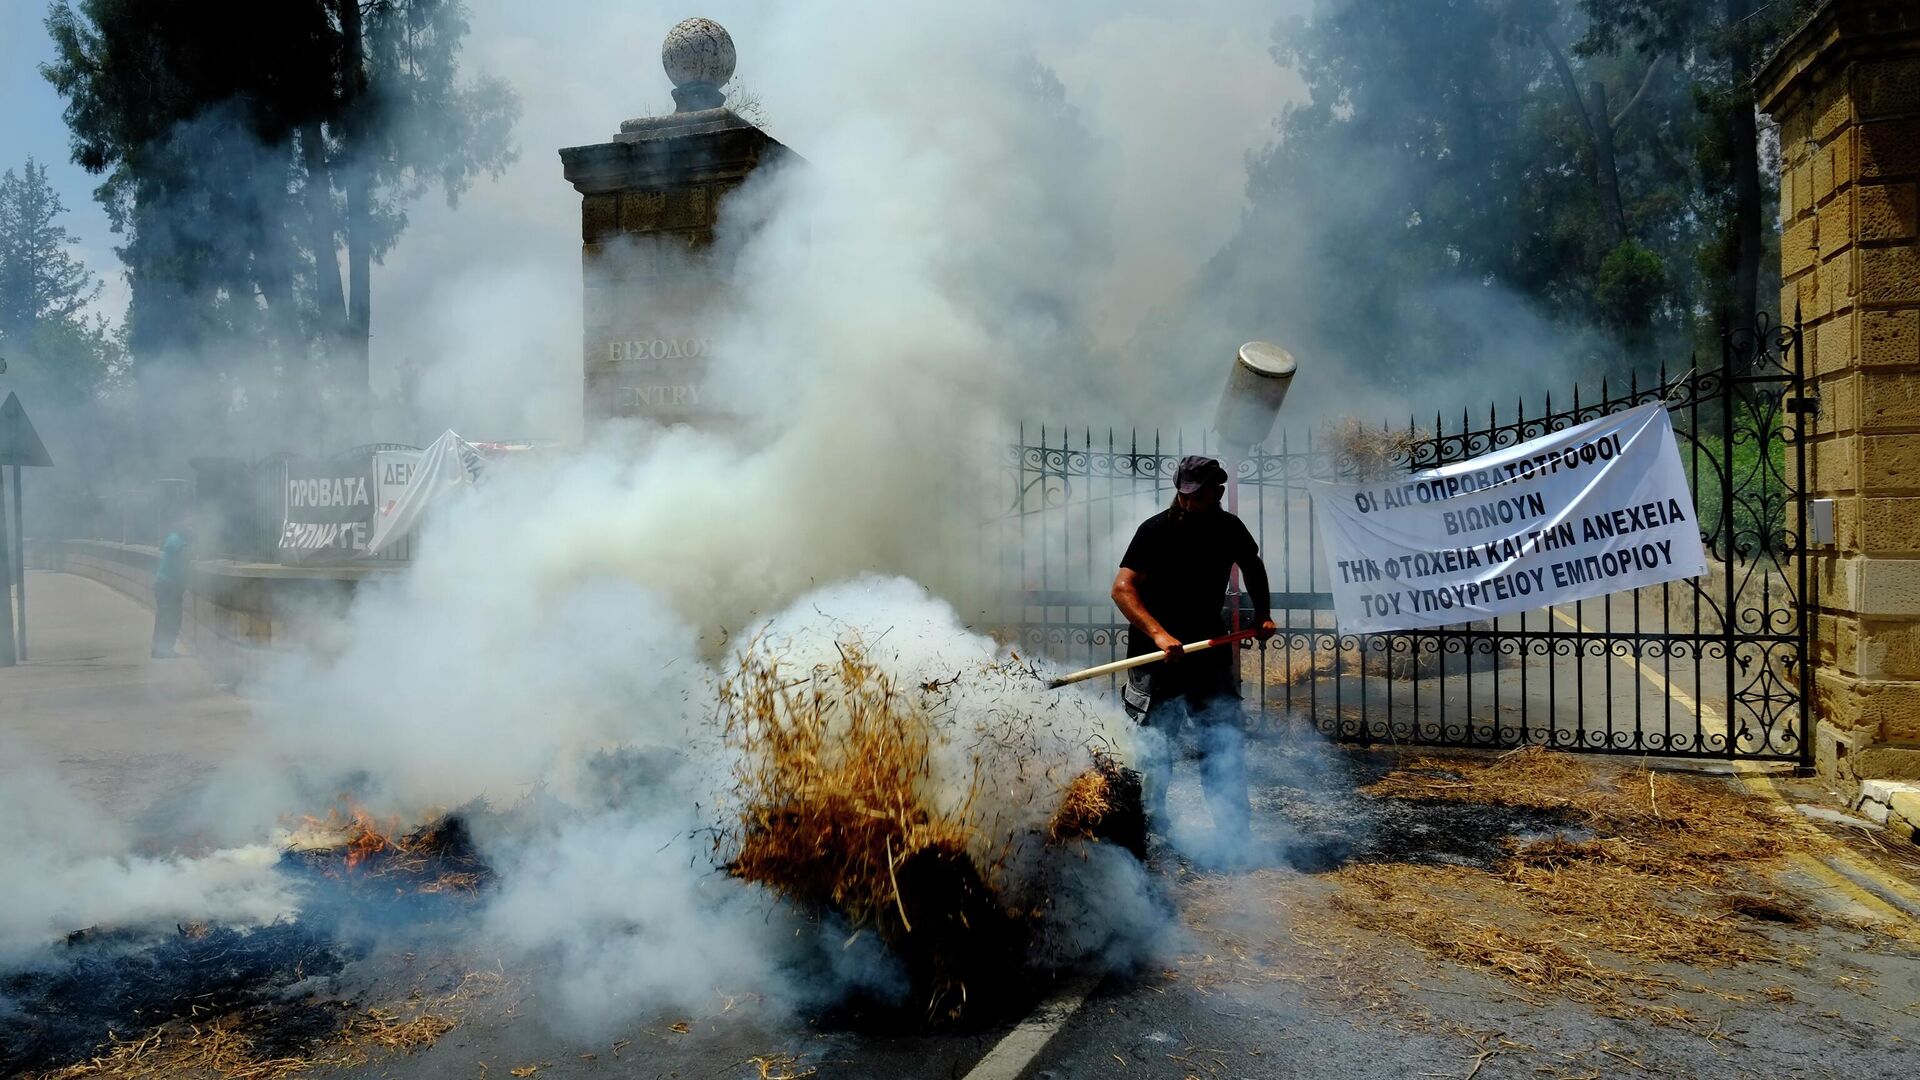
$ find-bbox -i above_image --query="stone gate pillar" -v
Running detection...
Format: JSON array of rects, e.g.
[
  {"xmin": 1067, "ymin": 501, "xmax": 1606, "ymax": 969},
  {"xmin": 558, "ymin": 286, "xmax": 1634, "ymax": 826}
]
[
  {"xmin": 559, "ymin": 18, "xmax": 794, "ymax": 430},
  {"xmin": 1759, "ymin": 1, "xmax": 1920, "ymax": 782}
]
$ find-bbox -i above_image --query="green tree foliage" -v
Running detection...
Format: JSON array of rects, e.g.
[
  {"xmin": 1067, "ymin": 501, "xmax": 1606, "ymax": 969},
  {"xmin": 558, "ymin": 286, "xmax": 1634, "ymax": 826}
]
[
  {"xmin": 0, "ymin": 158, "xmax": 120, "ymax": 404},
  {"xmin": 1594, "ymin": 240, "xmax": 1668, "ymax": 345},
  {"xmin": 1577, "ymin": 0, "xmax": 1819, "ymax": 345},
  {"xmin": 41, "ymin": 0, "xmax": 518, "ymax": 438},
  {"xmin": 1191, "ymin": 0, "xmax": 1811, "ymax": 401}
]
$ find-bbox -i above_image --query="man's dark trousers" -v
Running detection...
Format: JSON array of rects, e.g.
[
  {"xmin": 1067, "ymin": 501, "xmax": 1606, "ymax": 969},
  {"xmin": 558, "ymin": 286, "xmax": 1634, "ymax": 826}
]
[
  {"xmin": 152, "ymin": 582, "xmax": 184, "ymax": 657},
  {"xmin": 1128, "ymin": 652, "xmax": 1250, "ymax": 841}
]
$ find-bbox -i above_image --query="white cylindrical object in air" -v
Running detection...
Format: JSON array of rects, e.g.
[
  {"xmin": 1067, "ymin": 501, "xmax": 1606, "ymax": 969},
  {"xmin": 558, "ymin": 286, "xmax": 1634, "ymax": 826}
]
[{"xmin": 1214, "ymin": 341, "xmax": 1297, "ymax": 456}]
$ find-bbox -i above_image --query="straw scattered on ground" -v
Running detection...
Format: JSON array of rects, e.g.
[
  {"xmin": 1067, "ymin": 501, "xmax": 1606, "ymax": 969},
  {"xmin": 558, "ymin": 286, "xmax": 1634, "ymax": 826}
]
[
  {"xmin": 1172, "ymin": 871, "xmax": 1402, "ymax": 1011},
  {"xmin": 1171, "ymin": 748, "xmax": 1913, "ymax": 1029},
  {"xmin": 747, "ymin": 1052, "xmax": 819, "ymax": 1080},
  {"xmin": 1330, "ymin": 750, "xmax": 1823, "ymax": 1020},
  {"xmin": 283, "ymin": 803, "xmax": 494, "ymax": 896},
  {"xmin": 1359, "ymin": 746, "xmax": 1788, "ymax": 872},
  {"xmin": 31, "ymin": 969, "xmax": 513, "ymax": 1080}
]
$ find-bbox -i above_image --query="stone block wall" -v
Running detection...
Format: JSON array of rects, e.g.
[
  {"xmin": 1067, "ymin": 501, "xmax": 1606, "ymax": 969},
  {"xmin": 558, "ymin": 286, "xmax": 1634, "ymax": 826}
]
[{"xmin": 1762, "ymin": 0, "xmax": 1920, "ymax": 783}]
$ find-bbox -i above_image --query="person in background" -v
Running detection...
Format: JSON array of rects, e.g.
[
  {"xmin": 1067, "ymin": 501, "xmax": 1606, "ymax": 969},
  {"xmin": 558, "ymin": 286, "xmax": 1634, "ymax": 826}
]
[
  {"xmin": 151, "ymin": 527, "xmax": 190, "ymax": 659},
  {"xmin": 1110, "ymin": 455, "xmax": 1276, "ymax": 855}
]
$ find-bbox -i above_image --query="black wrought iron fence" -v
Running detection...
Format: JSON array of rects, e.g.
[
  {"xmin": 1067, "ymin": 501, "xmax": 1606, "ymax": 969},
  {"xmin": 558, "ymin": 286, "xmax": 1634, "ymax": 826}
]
[{"xmin": 992, "ymin": 317, "xmax": 1808, "ymax": 765}]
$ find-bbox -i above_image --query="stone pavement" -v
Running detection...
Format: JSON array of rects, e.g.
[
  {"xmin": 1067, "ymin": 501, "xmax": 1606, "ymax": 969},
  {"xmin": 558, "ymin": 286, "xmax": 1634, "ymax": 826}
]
[{"xmin": 0, "ymin": 569, "xmax": 258, "ymax": 829}]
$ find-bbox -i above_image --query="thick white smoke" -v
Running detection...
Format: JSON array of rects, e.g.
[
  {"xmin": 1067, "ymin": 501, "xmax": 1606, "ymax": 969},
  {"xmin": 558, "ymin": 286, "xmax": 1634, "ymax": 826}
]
[
  {"xmin": 0, "ymin": 736, "xmax": 295, "ymax": 963},
  {"xmin": 462, "ymin": 576, "xmax": 1141, "ymax": 1033},
  {"xmin": 376, "ymin": 0, "xmax": 1305, "ymax": 438},
  {"xmin": 5, "ymin": 0, "xmax": 1307, "ymax": 1028}
]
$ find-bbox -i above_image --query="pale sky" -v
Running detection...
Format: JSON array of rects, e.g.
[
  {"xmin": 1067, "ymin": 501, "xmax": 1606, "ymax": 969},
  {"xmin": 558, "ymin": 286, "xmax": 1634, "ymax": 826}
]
[{"xmin": 0, "ymin": 0, "xmax": 129, "ymax": 323}]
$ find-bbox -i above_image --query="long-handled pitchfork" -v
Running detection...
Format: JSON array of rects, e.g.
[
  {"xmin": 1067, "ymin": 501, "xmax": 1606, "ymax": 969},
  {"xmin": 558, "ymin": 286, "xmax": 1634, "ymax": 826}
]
[{"xmin": 1045, "ymin": 627, "xmax": 1261, "ymax": 689}]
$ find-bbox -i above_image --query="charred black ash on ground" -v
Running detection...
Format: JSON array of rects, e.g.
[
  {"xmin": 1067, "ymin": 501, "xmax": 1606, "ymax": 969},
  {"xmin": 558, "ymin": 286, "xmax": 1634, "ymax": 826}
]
[
  {"xmin": 1152, "ymin": 726, "xmax": 1589, "ymax": 868},
  {"xmin": 0, "ymin": 742, "xmax": 1594, "ymax": 1073},
  {"xmin": 0, "ymin": 812, "xmax": 493, "ymax": 1077},
  {"xmin": 1241, "ymin": 734, "xmax": 1588, "ymax": 873},
  {"xmin": 0, "ymin": 922, "xmax": 352, "ymax": 1074}
]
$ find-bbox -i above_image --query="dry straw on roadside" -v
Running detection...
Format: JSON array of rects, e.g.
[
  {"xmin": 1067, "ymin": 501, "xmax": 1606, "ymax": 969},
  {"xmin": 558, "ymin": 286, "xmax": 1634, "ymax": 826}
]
[
  {"xmin": 1332, "ymin": 748, "xmax": 1817, "ymax": 1019},
  {"xmin": 1174, "ymin": 748, "xmax": 1879, "ymax": 1028},
  {"xmin": 32, "ymin": 970, "xmax": 507, "ymax": 1080}
]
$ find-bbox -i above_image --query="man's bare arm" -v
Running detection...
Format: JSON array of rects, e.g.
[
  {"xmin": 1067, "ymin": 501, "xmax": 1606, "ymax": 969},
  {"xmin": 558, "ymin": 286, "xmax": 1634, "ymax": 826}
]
[
  {"xmin": 1111, "ymin": 568, "xmax": 1183, "ymax": 655},
  {"xmin": 1240, "ymin": 553, "xmax": 1278, "ymax": 639}
]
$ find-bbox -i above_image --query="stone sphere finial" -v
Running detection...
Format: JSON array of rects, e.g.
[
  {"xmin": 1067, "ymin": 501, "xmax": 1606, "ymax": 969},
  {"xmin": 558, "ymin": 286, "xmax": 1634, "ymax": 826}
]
[{"xmin": 663, "ymin": 17, "xmax": 736, "ymax": 112}]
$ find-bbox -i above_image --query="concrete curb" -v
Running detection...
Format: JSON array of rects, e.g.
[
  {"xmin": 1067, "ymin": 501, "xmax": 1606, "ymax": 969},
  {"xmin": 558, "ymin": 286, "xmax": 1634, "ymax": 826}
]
[
  {"xmin": 1890, "ymin": 789, "xmax": 1920, "ymax": 844},
  {"xmin": 1856, "ymin": 779, "xmax": 1920, "ymax": 842},
  {"xmin": 1735, "ymin": 766, "xmax": 1920, "ymax": 925}
]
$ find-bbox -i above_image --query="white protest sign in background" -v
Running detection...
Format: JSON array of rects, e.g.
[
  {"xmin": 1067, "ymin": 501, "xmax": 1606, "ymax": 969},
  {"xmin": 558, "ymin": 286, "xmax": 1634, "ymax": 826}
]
[
  {"xmin": 367, "ymin": 430, "xmax": 485, "ymax": 555},
  {"xmin": 1310, "ymin": 402, "xmax": 1708, "ymax": 633}
]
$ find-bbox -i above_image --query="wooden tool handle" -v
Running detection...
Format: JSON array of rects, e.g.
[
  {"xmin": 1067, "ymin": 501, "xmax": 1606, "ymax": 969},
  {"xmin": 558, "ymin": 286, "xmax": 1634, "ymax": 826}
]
[{"xmin": 1045, "ymin": 628, "xmax": 1259, "ymax": 689}]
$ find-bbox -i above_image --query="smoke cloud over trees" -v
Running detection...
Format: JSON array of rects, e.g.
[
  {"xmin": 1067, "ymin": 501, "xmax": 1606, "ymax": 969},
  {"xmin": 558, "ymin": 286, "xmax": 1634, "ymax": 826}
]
[
  {"xmin": 1163, "ymin": 0, "xmax": 1815, "ymax": 414},
  {"xmin": 41, "ymin": 0, "xmax": 519, "ymax": 453}
]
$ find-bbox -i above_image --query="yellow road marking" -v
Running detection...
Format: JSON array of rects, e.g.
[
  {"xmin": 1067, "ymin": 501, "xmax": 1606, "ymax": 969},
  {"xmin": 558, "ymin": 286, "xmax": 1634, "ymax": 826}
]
[
  {"xmin": 1546, "ymin": 604, "xmax": 1731, "ymax": 747},
  {"xmin": 1738, "ymin": 767, "xmax": 1920, "ymax": 917},
  {"xmin": 1783, "ymin": 852, "xmax": 1912, "ymax": 923}
]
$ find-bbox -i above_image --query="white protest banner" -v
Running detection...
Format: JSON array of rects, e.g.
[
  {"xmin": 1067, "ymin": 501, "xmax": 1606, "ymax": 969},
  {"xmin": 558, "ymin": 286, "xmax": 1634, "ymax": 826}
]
[
  {"xmin": 374, "ymin": 448, "xmax": 424, "ymax": 520},
  {"xmin": 366, "ymin": 430, "xmax": 484, "ymax": 555},
  {"xmin": 1310, "ymin": 401, "xmax": 1708, "ymax": 633}
]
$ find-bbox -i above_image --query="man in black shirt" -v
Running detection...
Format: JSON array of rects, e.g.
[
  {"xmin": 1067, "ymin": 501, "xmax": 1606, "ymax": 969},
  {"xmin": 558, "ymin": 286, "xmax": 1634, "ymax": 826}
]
[{"xmin": 1111, "ymin": 455, "xmax": 1275, "ymax": 846}]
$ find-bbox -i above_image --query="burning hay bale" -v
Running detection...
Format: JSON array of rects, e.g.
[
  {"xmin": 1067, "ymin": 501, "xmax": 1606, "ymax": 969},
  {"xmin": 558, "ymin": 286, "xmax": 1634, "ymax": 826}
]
[
  {"xmin": 718, "ymin": 634, "xmax": 1142, "ymax": 1018},
  {"xmin": 720, "ymin": 642, "xmax": 985, "ymax": 940},
  {"xmin": 1048, "ymin": 756, "xmax": 1146, "ymax": 858},
  {"xmin": 1049, "ymin": 767, "xmax": 1114, "ymax": 841}
]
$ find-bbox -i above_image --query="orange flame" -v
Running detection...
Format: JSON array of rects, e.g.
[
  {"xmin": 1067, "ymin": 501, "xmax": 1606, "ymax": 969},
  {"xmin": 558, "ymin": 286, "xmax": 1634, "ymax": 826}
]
[{"xmin": 298, "ymin": 800, "xmax": 407, "ymax": 870}]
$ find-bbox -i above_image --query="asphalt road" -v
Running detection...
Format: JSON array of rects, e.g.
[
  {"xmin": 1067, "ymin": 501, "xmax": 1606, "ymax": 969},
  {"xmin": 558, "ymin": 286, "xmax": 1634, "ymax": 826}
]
[
  {"xmin": 7, "ymin": 571, "xmax": 1920, "ymax": 1080},
  {"xmin": 0, "ymin": 570, "xmax": 257, "ymax": 827},
  {"xmin": 338, "ymin": 740, "xmax": 1920, "ymax": 1080}
]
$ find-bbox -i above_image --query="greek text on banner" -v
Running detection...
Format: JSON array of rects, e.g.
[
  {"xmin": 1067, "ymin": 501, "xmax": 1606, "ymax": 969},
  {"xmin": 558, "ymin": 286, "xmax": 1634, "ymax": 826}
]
[{"xmin": 1309, "ymin": 402, "xmax": 1708, "ymax": 633}]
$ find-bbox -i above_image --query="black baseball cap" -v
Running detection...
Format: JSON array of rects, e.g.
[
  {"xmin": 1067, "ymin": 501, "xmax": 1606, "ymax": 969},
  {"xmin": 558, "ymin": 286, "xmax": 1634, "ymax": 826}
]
[{"xmin": 1174, "ymin": 455, "xmax": 1229, "ymax": 493}]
